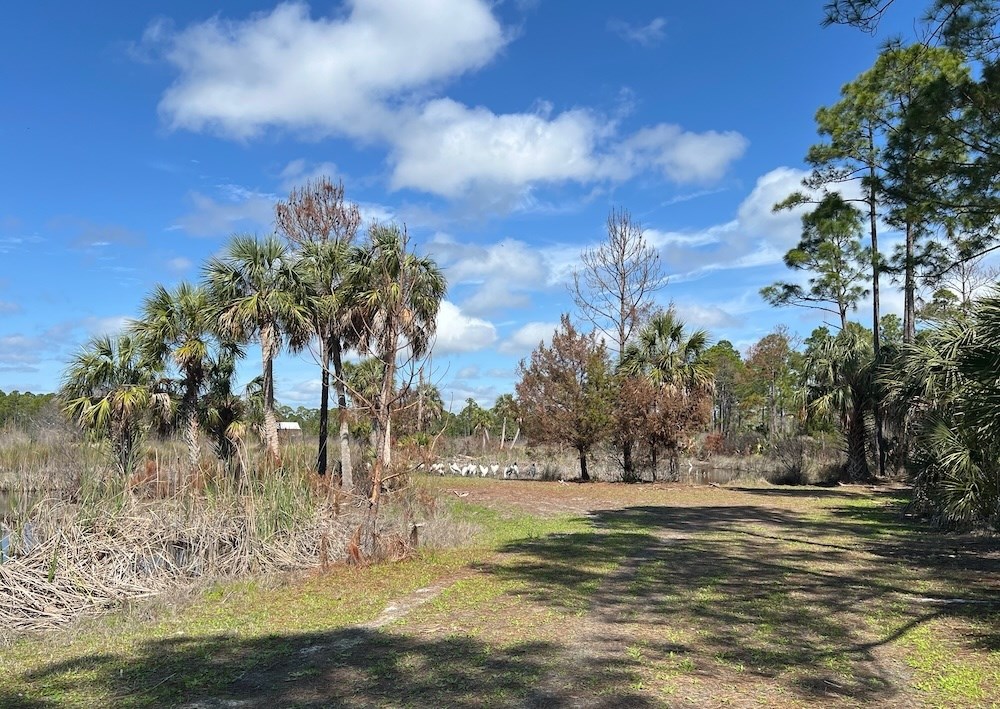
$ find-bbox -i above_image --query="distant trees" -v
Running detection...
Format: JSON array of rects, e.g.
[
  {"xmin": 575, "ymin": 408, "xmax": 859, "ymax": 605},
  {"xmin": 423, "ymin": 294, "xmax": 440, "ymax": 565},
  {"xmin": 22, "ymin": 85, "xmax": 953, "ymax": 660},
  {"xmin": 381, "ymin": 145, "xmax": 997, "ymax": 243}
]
[
  {"xmin": 0, "ymin": 390, "xmax": 56, "ymax": 428},
  {"xmin": 516, "ymin": 315, "xmax": 613, "ymax": 481}
]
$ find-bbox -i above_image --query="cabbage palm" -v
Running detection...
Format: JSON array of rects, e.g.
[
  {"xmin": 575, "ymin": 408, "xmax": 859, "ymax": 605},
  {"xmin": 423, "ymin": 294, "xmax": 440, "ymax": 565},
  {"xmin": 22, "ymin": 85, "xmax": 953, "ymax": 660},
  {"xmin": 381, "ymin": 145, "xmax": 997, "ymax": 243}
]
[
  {"xmin": 132, "ymin": 282, "xmax": 220, "ymax": 471},
  {"xmin": 348, "ymin": 223, "xmax": 445, "ymax": 556},
  {"xmin": 296, "ymin": 238, "xmax": 356, "ymax": 485},
  {"xmin": 805, "ymin": 323, "xmax": 874, "ymax": 482},
  {"xmin": 62, "ymin": 334, "xmax": 170, "ymax": 478},
  {"xmin": 619, "ymin": 310, "xmax": 713, "ymax": 477},
  {"xmin": 203, "ymin": 235, "xmax": 309, "ymax": 462},
  {"xmin": 620, "ymin": 310, "xmax": 712, "ymax": 390}
]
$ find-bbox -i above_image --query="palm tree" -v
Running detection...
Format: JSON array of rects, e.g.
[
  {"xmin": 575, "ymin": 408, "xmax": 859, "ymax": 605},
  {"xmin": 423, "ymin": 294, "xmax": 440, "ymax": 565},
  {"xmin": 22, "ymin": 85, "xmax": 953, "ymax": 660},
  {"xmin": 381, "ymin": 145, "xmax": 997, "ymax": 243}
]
[
  {"xmin": 620, "ymin": 310, "xmax": 713, "ymax": 478},
  {"xmin": 62, "ymin": 334, "xmax": 170, "ymax": 478},
  {"xmin": 296, "ymin": 238, "xmax": 356, "ymax": 485},
  {"xmin": 131, "ymin": 282, "xmax": 219, "ymax": 472},
  {"xmin": 805, "ymin": 324, "xmax": 874, "ymax": 483},
  {"xmin": 200, "ymin": 348, "xmax": 253, "ymax": 478},
  {"xmin": 883, "ymin": 294, "xmax": 1000, "ymax": 528},
  {"xmin": 203, "ymin": 235, "xmax": 309, "ymax": 462},
  {"xmin": 347, "ymin": 223, "xmax": 445, "ymax": 557},
  {"xmin": 620, "ymin": 310, "xmax": 712, "ymax": 388}
]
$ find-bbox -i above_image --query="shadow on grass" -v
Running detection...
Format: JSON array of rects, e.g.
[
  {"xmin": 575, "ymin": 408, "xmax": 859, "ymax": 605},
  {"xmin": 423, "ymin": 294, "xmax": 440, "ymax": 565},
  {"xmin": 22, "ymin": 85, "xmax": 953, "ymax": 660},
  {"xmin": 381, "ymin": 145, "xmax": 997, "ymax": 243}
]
[
  {"xmin": 477, "ymin": 493, "xmax": 1000, "ymax": 703},
  {"xmin": 5, "ymin": 626, "xmax": 660, "ymax": 708},
  {"xmin": 7, "ymin": 488, "xmax": 998, "ymax": 707}
]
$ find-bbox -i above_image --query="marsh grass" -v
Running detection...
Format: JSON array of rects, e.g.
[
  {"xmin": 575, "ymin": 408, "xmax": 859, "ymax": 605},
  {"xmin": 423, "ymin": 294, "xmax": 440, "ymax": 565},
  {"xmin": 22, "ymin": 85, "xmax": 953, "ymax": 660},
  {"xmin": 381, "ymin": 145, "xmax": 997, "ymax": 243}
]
[{"xmin": 0, "ymin": 426, "xmax": 479, "ymax": 640}]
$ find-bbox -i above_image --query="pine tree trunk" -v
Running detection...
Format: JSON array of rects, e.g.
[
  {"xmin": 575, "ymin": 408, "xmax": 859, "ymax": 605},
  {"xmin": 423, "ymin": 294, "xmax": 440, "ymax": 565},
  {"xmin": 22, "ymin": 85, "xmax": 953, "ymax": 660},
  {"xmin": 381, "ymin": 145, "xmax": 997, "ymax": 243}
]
[
  {"xmin": 904, "ymin": 220, "xmax": 916, "ymax": 343},
  {"xmin": 867, "ymin": 137, "xmax": 885, "ymax": 478},
  {"xmin": 578, "ymin": 447, "xmax": 590, "ymax": 481}
]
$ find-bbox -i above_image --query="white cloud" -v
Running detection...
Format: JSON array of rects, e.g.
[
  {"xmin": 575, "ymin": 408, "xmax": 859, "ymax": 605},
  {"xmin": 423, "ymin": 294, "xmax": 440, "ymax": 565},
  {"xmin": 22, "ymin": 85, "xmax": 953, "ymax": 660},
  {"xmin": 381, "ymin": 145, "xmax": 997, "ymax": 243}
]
[
  {"xmin": 498, "ymin": 320, "xmax": 559, "ymax": 355},
  {"xmin": 613, "ymin": 124, "xmax": 749, "ymax": 184},
  {"xmin": 429, "ymin": 235, "xmax": 553, "ymax": 315},
  {"xmin": 279, "ymin": 158, "xmax": 340, "ymax": 191},
  {"xmin": 658, "ymin": 167, "xmax": 817, "ymax": 282},
  {"xmin": 166, "ymin": 256, "xmax": 193, "ymax": 273},
  {"xmin": 174, "ymin": 186, "xmax": 276, "ymax": 237},
  {"xmin": 156, "ymin": 0, "xmax": 505, "ymax": 140},
  {"xmin": 86, "ymin": 315, "xmax": 133, "ymax": 336},
  {"xmin": 0, "ymin": 300, "xmax": 20, "ymax": 314},
  {"xmin": 390, "ymin": 100, "xmax": 603, "ymax": 197},
  {"xmin": 608, "ymin": 17, "xmax": 666, "ymax": 46},
  {"xmin": 672, "ymin": 302, "xmax": 739, "ymax": 330},
  {"xmin": 148, "ymin": 1, "xmax": 746, "ymax": 202},
  {"xmin": 433, "ymin": 300, "xmax": 498, "ymax": 354}
]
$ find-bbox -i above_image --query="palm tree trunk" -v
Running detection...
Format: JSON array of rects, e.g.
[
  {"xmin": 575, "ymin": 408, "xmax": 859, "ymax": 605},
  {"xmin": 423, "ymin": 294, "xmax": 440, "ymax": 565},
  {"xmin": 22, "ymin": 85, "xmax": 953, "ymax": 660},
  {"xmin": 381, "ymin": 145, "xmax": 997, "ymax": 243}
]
[
  {"xmin": 331, "ymin": 338, "xmax": 353, "ymax": 490},
  {"xmin": 261, "ymin": 326, "xmax": 280, "ymax": 463},
  {"xmin": 846, "ymin": 387, "xmax": 871, "ymax": 483},
  {"xmin": 317, "ymin": 337, "xmax": 330, "ymax": 476},
  {"xmin": 184, "ymin": 394, "xmax": 200, "ymax": 473}
]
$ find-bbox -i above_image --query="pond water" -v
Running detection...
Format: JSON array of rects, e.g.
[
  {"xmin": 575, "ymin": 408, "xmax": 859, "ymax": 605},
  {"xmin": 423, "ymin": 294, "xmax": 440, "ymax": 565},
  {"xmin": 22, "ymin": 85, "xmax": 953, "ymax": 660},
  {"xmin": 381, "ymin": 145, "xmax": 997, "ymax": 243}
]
[{"xmin": 1, "ymin": 489, "xmax": 41, "ymax": 562}]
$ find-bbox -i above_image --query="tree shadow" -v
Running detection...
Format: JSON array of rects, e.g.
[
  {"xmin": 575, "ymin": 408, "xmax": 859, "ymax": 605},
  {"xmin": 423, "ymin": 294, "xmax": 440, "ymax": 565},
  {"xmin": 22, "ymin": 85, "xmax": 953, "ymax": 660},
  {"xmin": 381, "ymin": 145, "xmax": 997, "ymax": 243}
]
[
  {"xmin": 8, "ymin": 626, "xmax": 659, "ymax": 708},
  {"xmin": 476, "ymin": 496, "xmax": 1000, "ymax": 703}
]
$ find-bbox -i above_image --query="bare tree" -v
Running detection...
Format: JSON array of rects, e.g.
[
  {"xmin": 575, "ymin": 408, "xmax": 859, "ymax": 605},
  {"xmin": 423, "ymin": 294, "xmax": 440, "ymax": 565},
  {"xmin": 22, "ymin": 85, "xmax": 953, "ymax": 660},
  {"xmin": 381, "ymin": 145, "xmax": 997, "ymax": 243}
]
[
  {"xmin": 570, "ymin": 207, "xmax": 666, "ymax": 477},
  {"xmin": 275, "ymin": 177, "xmax": 361, "ymax": 485}
]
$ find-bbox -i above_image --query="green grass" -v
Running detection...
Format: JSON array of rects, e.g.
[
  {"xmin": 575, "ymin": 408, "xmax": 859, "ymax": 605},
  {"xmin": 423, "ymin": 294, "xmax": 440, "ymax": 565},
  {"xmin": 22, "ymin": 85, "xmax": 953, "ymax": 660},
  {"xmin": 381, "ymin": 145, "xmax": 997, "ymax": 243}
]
[{"xmin": 2, "ymin": 482, "xmax": 999, "ymax": 708}]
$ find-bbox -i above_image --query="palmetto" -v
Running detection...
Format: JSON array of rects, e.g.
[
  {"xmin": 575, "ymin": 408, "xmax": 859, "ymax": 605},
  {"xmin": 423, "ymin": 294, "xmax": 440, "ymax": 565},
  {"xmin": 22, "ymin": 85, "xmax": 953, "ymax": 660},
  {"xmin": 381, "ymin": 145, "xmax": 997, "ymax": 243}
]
[
  {"xmin": 805, "ymin": 323, "xmax": 874, "ymax": 483},
  {"xmin": 884, "ymin": 292, "xmax": 1000, "ymax": 528}
]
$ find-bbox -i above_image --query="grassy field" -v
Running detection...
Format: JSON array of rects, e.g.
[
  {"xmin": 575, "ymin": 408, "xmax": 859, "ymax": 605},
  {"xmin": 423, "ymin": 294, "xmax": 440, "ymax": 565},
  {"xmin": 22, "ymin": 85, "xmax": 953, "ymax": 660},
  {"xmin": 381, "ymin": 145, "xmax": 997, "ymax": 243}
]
[{"xmin": 2, "ymin": 478, "xmax": 998, "ymax": 708}]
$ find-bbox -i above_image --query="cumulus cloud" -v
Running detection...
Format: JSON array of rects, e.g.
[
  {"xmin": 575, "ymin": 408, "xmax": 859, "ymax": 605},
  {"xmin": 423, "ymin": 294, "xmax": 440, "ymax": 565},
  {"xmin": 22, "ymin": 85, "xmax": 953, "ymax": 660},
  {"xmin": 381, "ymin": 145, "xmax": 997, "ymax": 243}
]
[
  {"xmin": 608, "ymin": 17, "xmax": 667, "ymax": 46},
  {"xmin": 147, "ymin": 1, "xmax": 746, "ymax": 201},
  {"xmin": 672, "ymin": 302, "xmax": 740, "ymax": 330},
  {"xmin": 613, "ymin": 125, "xmax": 749, "ymax": 184},
  {"xmin": 156, "ymin": 0, "xmax": 505, "ymax": 139},
  {"xmin": 390, "ymin": 101, "xmax": 603, "ymax": 197},
  {"xmin": 498, "ymin": 320, "xmax": 559, "ymax": 355},
  {"xmin": 429, "ymin": 235, "xmax": 553, "ymax": 315},
  {"xmin": 658, "ymin": 167, "xmax": 817, "ymax": 282},
  {"xmin": 433, "ymin": 300, "xmax": 498, "ymax": 354}
]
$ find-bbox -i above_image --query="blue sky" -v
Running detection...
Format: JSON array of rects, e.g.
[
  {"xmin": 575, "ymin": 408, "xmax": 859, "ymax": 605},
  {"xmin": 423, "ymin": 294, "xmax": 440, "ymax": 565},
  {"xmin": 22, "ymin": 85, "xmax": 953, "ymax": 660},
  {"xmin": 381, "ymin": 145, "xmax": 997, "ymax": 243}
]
[{"xmin": 1, "ymin": 1, "xmax": 925, "ymax": 408}]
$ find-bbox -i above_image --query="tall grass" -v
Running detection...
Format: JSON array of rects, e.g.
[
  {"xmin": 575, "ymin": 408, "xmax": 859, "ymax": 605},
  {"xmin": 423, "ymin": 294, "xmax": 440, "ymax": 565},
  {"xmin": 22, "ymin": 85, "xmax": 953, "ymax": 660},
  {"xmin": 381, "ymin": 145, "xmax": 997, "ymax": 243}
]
[{"xmin": 0, "ymin": 426, "xmax": 468, "ymax": 639}]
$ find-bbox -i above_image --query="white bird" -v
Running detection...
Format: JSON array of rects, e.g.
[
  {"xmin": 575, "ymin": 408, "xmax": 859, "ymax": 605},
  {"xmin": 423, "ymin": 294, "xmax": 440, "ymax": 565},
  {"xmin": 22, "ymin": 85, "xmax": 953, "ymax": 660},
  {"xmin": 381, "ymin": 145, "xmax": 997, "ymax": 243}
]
[
  {"xmin": 490, "ymin": 464, "xmax": 499, "ymax": 476},
  {"xmin": 450, "ymin": 463, "xmax": 461, "ymax": 475},
  {"xmin": 479, "ymin": 465, "xmax": 489, "ymax": 477}
]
